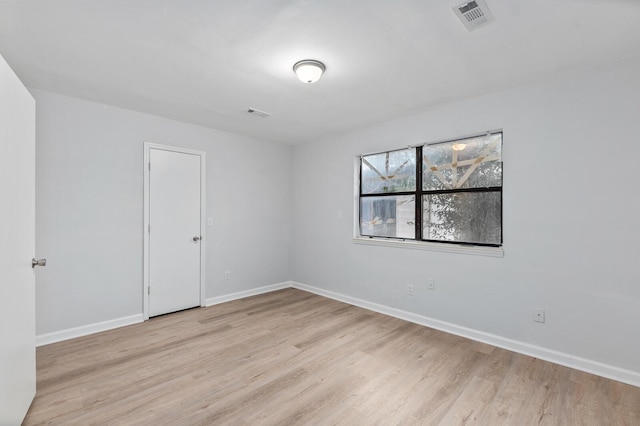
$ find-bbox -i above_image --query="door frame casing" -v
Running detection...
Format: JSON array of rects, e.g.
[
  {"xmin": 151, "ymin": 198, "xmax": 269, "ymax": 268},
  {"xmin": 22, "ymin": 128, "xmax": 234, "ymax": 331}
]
[{"xmin": 143, "ymin": 142, "xmax": 206, "ymax": 320}]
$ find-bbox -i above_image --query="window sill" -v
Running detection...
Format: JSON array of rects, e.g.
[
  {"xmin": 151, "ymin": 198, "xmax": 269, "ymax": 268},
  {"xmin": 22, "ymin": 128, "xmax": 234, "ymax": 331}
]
[{"xmin": 352, "ymin": 236, "xmax": 504, "ymax": 258}]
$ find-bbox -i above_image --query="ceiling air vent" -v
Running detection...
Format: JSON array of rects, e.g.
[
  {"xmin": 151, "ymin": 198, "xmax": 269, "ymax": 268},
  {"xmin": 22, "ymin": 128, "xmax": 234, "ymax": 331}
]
[
  {"xmin": 452, "ymin": 0, "xmax": 494, "ymax": 31},
  {"xmin": 247, "ymin": 108, "xmax": 271, "ymax": 118}
]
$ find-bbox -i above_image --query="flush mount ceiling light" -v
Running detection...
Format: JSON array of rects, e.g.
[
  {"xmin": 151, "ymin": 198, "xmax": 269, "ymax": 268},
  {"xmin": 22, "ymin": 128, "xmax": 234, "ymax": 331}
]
[
  {"xmin": 293, "ymin": 59, "xmax": 325, "ymax": 84},
  {"xmin": 451, "ymin": 143, "xmax": 467, "ymax": 151}
]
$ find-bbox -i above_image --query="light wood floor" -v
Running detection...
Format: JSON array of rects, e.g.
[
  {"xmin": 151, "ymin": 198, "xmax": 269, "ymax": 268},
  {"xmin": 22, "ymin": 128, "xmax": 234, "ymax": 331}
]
[{"xmin": 25, "ymin": 288, "xmax": 640, "ymax": 425}]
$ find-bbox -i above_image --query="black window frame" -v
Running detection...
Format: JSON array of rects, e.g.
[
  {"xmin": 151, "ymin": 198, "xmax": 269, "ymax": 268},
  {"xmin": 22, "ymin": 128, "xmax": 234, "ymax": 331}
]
[
  {"xmin": 359, "ymin": 132, "xmax": 503, "ymax": 248},
  {"xmin": 359, "ymin": 146, "xmax": 417, "ymax": 241}
]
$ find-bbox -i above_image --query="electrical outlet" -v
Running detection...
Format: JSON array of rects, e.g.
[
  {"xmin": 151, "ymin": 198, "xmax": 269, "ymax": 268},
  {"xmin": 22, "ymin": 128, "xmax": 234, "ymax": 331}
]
[
  {"xmin": 428, "ymin": 278, "xmax": 436, "ymax": 290},
  {"xmin": 224, "ymin": 271, "xmax": 230, "ymax": 280},
  {"xmin": 337, "ymin": 210, "xmax": 343, "ymax": 220},
  {"xmin": 533, "ymin": 309, "xmax": 545, "ymax": 323},
  {"xmin": 207, "ymin": 217, "xmax": 213, "ymax": 226},
  {"xmin": 407, "ymin": 284, "xmax": 414, "ymax": 296}
]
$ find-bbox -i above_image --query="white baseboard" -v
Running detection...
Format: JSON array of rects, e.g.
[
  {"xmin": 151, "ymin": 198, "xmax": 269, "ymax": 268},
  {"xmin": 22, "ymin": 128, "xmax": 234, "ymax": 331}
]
[
  {"xmin": 36, "ymin": 314, "xmax": 144, "ymax": 347},
  {"xmin": 35, "ymin": 282, "xmax": 292, "ymax": 347},
  {"xmin": 290, "ymin": 281, "xmax": 640, "ymax": 388},
  {"xmin": 205, "ymin": 281, "xmax": 292, "ymax": 307},
  {"xmin": 36, "ymin": 282, "xmax": 293, "ymax": 347},
  {"xmin": 34, "ymin": 281, "xmax": 640, "ymax": 388}
]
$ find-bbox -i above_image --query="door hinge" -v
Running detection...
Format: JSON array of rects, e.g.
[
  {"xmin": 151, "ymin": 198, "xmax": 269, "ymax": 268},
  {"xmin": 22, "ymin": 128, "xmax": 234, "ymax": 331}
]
[
  {"xmin": 148, "ymin": 286, "xmax": 150, "ymax": 295},
  {"xmin": 148, "ymin": 162, "xmax": 151, "ymax": 171},
  {"xmin": 148, "ymin": 224, "xmax": 151, "ymax": 233}
]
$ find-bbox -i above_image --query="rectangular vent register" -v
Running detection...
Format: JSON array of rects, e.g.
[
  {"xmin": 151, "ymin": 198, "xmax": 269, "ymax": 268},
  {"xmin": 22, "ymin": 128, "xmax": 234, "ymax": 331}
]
[{"xmin": 452, "ymin": 0, "xmax": 495, "ymax": 31}]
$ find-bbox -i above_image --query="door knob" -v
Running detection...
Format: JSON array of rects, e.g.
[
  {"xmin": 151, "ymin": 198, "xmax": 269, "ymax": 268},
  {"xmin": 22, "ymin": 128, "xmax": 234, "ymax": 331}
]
[
  {"xmin": 32, "ymin": 258, "xmax": 46, "ymax": 268},
  {"xmin": 192, "ymin": 236, "xmax": 201, "ymax": 242}
]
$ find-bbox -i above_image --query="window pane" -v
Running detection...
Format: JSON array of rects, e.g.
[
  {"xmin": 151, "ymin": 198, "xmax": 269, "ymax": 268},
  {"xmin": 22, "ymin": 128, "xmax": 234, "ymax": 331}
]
[
  {"xmin": 360, "ymin": 195, "xmax": 415, "ymax": 239},
  {"xmin": 423, "ymin": 192, "xmax": 501, "ymax": 245},
  {"xmin": 423, "ymin": 133, "xmax": 502, "ymax": 191},
  {"xmin": 361, "ymin": 149, "xmax": 416, "ymax": 194}
]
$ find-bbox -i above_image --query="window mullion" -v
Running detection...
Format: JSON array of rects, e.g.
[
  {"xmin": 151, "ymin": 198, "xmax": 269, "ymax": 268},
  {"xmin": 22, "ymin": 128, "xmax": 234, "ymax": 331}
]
[
  {"xmin": 360, "ymin": 191, "xmax": 416, "ymax": 198},
  {"xmin": 415, "ymin": 146, "xmax": 423, "ymax": 241},
  {"xmin": 422, "ymin": 186, "xmax": 502, "ymax": 196}
]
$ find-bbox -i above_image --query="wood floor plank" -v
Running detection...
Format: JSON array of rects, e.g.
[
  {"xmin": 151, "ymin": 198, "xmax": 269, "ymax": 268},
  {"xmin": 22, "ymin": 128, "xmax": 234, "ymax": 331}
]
[{"xmin": 24, "ymin": 288, "xmax": 640, "ymax": 425}]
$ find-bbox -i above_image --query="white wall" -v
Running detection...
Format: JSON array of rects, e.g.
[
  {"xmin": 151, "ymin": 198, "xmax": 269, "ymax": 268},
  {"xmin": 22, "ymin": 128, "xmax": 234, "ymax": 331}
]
[
  {"xmin": 34, "ymin": 90, "xmax": 291, "ymax": 336},
  {"xmin": 291, "ymin": 59, "xmax": 640, "ymax": 378},
  {"xmin": 32, "ymin": 58, "xmax": 640, "ymax": 383}
]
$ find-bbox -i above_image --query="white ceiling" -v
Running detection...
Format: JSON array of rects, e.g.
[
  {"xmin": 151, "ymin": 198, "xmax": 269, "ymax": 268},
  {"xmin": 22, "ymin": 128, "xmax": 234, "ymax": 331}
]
[{"xmin": 1, "ymin": 0, "xmax": 639, "ymax": 145}]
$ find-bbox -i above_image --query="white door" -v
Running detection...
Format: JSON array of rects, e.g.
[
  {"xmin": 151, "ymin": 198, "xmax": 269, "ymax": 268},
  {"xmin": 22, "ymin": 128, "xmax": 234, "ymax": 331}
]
[
  {"xmin": 0, "ymin": 55, "xmax": 37, "ymax": 424},
  {"xmin": 145, "ymin": 144, "xmax": 205, "ymax": 318}
]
